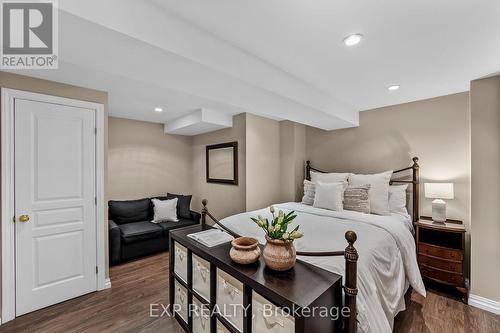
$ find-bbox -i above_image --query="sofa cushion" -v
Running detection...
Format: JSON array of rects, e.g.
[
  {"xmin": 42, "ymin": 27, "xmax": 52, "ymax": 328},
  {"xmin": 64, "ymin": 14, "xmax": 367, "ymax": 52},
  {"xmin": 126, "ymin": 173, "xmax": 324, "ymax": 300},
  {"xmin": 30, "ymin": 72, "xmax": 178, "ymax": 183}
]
[
  {"xmin": 109, "ymin": 198, "xmax": 152, "ymax": 224},
  {"xmin": 158, "ymin": 219, "xmax": 197, "ymax": 236},
  {"xmin": 155, "ymin": 193, "xmax": 192, "ymax": 219},
  {"xmin": 120, "ymin": 221, "xmax": 163, "ymax": 243}
]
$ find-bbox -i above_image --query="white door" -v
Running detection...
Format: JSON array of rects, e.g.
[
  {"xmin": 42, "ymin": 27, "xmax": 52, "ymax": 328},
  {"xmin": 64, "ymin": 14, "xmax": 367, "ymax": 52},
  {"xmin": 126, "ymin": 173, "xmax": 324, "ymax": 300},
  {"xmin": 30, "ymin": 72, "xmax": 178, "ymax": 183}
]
[{"xmin": 14, "ymin": 98, "xmax": 97, "ymax": 316}]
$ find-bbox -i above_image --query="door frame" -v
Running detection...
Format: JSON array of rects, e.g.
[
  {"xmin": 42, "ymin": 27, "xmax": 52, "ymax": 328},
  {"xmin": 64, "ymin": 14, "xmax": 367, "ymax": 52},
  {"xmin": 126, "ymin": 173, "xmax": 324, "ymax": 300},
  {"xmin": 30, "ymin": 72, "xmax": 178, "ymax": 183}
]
[{"xmin": 1, "ymin": 88, "xmax": 107, "ymax": 323}]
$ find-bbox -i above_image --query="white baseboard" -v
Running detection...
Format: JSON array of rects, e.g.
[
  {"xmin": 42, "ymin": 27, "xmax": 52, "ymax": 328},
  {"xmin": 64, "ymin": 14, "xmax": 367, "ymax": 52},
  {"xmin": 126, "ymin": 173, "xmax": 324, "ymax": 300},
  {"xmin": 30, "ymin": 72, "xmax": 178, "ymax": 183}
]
[{"xmin": 469, "ymin": 294, "xmax": 500, "ymax": 315}]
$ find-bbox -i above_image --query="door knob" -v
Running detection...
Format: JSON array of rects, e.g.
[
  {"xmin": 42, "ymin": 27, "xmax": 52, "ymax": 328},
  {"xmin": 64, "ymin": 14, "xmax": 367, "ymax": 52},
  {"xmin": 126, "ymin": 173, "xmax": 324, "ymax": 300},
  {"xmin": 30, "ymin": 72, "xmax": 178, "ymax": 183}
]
[{"xmin": 19, "ymin": 215, "xmax": 30, "ymax": 223}]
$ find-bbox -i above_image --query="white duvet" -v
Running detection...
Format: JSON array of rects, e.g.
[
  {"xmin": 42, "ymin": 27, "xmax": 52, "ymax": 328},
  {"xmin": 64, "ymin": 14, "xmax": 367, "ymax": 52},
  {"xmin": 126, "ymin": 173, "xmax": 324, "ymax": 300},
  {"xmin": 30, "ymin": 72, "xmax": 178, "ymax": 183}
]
[{"xmin": 219, "ymin": 202, "xmax": 426, "ymax": 333}]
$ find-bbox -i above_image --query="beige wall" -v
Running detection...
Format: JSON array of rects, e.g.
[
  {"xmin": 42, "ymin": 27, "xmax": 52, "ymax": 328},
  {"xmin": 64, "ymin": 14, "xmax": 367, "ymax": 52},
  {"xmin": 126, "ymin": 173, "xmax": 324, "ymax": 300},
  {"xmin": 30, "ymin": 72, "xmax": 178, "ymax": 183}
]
[
  {"xmin": 245, "ymin": 114, "xmax": 282, "ymax": 210},
  {"xmin": 192, "ymin": 113, "xmax": 247, "ymax": 219},
  {"xmin": 307, "ymin": 92, "xmax": 470, "ymax": 223},
  {"xmin": 294, "ymin": 124, "xmax": 306, "ymax": 201},
  {"xmin": 0, "ymin": 72, "xmax": 109, "ymax": 310},
  {"xmin": 280, "ymin": 121, "xmax": 306, "ymax": 202},
  {"xmin": 306, "ymin": 92, "xmax": 471, "ymax": 270},
  {"xmin": 108, "ymin": 112, "xmax": 286, "ymax": 222},
  {"xmin": 190, "ymin": 114, "xmax": 302, "ymax": 219},
  {"xmin": 108, "ymin": 117, "xmax": 193, "ymax": 200},
  {"xmin": 470, "ymin": 75, "xmax": 500, "ymax": 302}
]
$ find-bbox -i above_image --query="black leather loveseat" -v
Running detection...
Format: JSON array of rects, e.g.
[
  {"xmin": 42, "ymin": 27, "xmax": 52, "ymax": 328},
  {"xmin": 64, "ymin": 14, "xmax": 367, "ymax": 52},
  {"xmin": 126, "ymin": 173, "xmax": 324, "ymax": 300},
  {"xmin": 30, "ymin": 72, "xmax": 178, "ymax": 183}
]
[{"xmin": 108, "ymin": 195, "xmax": 200, "ymax": 264}]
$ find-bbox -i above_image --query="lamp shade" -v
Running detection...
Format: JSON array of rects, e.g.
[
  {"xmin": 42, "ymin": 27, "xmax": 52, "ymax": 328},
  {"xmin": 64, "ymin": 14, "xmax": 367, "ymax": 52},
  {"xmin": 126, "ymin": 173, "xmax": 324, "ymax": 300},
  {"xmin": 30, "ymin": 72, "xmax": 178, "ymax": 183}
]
[{"xmin": 424, "ymin": 183, "xmax": 454, "ymax": 200}]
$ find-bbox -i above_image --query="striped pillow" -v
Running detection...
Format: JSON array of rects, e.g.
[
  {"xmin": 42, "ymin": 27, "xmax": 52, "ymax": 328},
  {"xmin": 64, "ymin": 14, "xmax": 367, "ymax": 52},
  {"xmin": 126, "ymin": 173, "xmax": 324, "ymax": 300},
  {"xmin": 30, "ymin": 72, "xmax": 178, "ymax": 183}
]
[{"xmin": 343, "ymin": 184, "xmax": 371, "ymax": 214}]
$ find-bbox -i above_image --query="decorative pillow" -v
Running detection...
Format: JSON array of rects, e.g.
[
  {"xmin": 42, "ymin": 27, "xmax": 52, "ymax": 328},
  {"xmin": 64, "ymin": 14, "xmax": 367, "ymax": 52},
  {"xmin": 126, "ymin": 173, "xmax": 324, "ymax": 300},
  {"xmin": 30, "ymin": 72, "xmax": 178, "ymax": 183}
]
[
  {"xmin": 389, "ymin": 184, "xmax": 409, "ymax": 215},
  {"xmin": 301, "ymin": 180, "xmax": 316, "ymax": 205},
  {"xmin": 313, "ymin": 182, "xmax": 345, "ymax": 212},
  {"xmin": 151, "ymin": 198, "xmax": 178, "ymax": 223},
  {"xmin": 348, "ymin": 170, "xmax": 393, "ymax": 215},
  {"xmin": 310, "ymin": 171, "xmax": 350, "ymax": 184},
  {"xmin": 159, "ymin": 193, "xmax": 192, "ymax": 219},
  {"xmin": 344, "ymin": 185, "xmax": 371, "ymax": 214}
]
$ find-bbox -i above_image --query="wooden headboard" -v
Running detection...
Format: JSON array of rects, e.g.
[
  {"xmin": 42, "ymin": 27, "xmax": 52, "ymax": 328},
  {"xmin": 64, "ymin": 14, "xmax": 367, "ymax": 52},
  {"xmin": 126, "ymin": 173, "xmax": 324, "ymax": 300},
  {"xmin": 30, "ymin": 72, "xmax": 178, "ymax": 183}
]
[{"xmin": 305, "ymin": 157, "xmax": 420, "ymax": 222}]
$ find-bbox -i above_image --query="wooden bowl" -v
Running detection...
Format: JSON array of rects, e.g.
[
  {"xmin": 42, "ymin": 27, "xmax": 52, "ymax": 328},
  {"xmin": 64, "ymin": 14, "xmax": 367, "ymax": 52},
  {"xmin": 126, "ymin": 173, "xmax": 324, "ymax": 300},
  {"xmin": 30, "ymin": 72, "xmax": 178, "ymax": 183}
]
[{"xmin": 230, "ymin": 237, "xmax": 261, "ymax": 264}]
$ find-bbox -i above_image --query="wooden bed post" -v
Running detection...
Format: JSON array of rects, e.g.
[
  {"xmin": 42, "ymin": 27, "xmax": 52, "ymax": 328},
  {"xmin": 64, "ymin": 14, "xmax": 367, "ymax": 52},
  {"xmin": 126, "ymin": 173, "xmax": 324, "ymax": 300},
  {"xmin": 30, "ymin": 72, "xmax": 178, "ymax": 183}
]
[
  {"xmin": 201, "ymin": 199, "xmax": 208, "ymax": 229},
  {"xmin": 412, "ymin": 157, "xmax": 420, "ymax": 222},
  {"xmin": 344, "ymin": 231, "xmax": 358, "ymax": 333},
  {"xmin": 200, "ymin": 199, "xmax": 241, "ymax": 237},
  {"xmin": 306, "ymin": 160, "xmax": 311, "ymax": 181}
]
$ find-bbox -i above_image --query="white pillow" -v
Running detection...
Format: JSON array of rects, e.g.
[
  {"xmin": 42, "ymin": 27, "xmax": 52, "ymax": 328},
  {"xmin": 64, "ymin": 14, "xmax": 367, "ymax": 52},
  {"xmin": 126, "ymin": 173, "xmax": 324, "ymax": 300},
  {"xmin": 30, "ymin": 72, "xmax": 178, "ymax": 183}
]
[
  {"xmin": 389, "ymin": 184, "xmax": 408, "ymax": 215},
  {"xmin": 349, "ymin": 170, "xmax": 393, "ymax": 215},
  {"xmin": 310, "ymin": 171, "xmax": 350, "ymax": 184},
  {"xmin": 301, "ymin": 180, "xmax": 316, "ymax": 205},
  {"xmin": 313, "ymin": 182, "xmax": 345, "ymax": 212},
  {"xmin": 151, "ymin": 198, "xmax": 178, "ymax": 222}
]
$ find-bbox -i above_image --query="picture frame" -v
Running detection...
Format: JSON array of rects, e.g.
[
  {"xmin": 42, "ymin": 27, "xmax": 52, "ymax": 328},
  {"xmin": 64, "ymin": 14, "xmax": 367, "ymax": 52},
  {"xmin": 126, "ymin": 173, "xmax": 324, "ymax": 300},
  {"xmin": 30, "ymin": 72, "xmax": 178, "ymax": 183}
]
[{"xmin": 206, "ymin": 141, "xmax": 238, "ymax": 185}]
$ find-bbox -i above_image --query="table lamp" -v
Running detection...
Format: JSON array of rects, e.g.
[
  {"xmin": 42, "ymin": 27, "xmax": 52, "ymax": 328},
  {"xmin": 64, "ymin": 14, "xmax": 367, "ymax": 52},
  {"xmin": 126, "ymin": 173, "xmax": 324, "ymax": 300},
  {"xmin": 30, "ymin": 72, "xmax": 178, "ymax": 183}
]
[{"xmin": 424, "ymin": 183, "xmax": 454, "ymax": 223}]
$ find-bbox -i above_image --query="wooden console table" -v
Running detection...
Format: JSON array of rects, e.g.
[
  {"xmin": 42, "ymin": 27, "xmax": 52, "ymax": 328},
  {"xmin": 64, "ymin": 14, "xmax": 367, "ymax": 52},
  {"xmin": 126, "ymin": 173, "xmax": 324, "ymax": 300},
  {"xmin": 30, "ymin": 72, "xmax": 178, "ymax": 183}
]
[{"xmin": 169, "ymin": 225, "xmax": 346, "ymax": 333}]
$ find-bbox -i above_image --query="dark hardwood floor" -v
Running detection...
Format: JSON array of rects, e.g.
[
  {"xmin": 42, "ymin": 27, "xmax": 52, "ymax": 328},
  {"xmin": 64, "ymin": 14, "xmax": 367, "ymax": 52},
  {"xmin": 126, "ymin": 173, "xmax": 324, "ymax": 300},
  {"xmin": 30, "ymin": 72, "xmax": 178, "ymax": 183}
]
[
  {"xmin": 0, "ymin": 252, "xmax": 498, "ymax": 333},
  {"xmin": 393, "ymin": 284, "xmax": 500, "ymax": 333},
  {"xmin": 0, "ymin": 253, "xmax": 183, "ymax": 333}
]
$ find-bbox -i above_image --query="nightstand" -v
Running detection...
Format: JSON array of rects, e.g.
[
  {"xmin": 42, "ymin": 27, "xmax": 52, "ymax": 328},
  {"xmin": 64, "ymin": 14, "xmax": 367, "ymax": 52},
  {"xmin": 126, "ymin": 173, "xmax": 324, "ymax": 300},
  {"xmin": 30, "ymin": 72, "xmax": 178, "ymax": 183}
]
[{"xmin": 416, "ymin": 217, "xmax": 467, "ymax": 302}]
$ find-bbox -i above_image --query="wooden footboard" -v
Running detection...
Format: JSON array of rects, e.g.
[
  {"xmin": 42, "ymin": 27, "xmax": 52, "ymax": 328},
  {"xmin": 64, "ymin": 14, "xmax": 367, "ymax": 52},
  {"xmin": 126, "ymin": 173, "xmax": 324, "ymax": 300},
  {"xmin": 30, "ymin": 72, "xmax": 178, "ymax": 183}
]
[{"xmin": 201, "ymin": 199, "xmax": 359, "ymax": 333}]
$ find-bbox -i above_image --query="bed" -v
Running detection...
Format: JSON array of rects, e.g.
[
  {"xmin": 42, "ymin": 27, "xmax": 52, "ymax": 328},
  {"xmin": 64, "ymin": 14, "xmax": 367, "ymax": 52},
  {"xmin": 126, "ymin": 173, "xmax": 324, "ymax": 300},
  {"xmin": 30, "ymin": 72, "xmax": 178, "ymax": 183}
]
[{"xmin": 202, "ymin": 157, "xmax": 426, "ymax": 333}]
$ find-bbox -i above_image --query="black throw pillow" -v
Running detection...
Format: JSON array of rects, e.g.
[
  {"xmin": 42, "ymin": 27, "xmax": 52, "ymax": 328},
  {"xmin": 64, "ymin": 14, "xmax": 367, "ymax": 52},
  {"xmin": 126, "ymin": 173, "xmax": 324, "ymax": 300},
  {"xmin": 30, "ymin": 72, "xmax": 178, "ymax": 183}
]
[
  {"xmin": 165, "ymin": 193, "xmax": 192, "ymax": 219},
  {"xmin": 108, "ymin": 198, "xmax": 152, "ymax": 224}
]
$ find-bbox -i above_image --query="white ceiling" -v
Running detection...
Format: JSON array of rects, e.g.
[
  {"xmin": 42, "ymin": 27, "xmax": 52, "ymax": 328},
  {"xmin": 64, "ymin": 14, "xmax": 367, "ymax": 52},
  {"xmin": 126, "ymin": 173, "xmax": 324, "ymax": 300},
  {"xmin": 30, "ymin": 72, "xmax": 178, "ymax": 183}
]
[
  {"xmin": 10, "ymin": 0, "xmax": 500, "ymax": 131},
  {"xmin": 154, "ymin": 0, "xmax": 500, "ymax": 110}
]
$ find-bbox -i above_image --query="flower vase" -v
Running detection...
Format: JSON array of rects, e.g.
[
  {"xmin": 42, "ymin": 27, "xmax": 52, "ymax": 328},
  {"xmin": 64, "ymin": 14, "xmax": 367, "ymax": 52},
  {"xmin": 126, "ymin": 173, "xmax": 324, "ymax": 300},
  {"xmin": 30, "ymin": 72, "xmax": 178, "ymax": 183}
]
[{"xmin": 262, "ymin": 235, "xmax": 296, "ymax": 271}]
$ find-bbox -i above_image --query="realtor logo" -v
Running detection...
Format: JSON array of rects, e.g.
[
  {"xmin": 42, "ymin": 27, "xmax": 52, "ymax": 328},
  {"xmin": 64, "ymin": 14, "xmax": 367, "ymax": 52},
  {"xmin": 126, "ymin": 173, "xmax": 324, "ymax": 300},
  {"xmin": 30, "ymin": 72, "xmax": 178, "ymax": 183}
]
[{"xmin": 1, "ymin": 0, "xmax": 58, "ymax": 69}]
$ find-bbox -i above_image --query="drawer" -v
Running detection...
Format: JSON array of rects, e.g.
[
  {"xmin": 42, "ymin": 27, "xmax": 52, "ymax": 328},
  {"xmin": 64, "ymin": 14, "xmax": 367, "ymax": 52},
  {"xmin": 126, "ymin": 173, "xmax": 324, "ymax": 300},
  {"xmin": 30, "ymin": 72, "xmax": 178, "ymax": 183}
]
[
  {"xmin": 252, "ymin": 291, "xmax": 295, "ymax": 333},
  {"xmin": 216, "ymin": 269, "xmax": 244, "ymax": 332},
  {"xmin": 193, "ymin": 297, "xmax": 210, "ymax": 333},
  {"xmin": 217, "ymin": 320, "xmax": 231, "ymax": 333},
  {"xmin": 174, "ymin": 242, "xmax": 188, "ymax": 283},
  {"xmin": 419, "ymin": 264, "xmax": 464, "ymax": 286},
  {"xmin": 193, "ymin": 254, "xmax": 211, "ymax": 301},
  {"xmin": 174, "ymin": 280, "xmax": 188, "ymax": 323},
  {"xmin": 418, "ymin": 243, "xmax": 463, "ymax": 261},
  {"xmin": 418, "ymin": 254, "xmax": 462, "ymax": 273}
]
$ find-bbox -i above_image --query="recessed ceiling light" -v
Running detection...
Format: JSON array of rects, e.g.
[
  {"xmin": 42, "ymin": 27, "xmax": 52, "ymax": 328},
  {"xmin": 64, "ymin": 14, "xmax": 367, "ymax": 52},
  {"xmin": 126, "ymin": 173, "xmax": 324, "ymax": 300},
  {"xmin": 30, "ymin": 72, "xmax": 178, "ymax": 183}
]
[
  {"xmin": 343, "ymin": 34, "xmax": 363, "ymax": 46},
  {"xmin": 154, "ymin": 107, "xmax": 163, "ymax": 112},
  {"xmin": 388, "ymin": 85, "xmax": 400, "ymax": 91}
]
